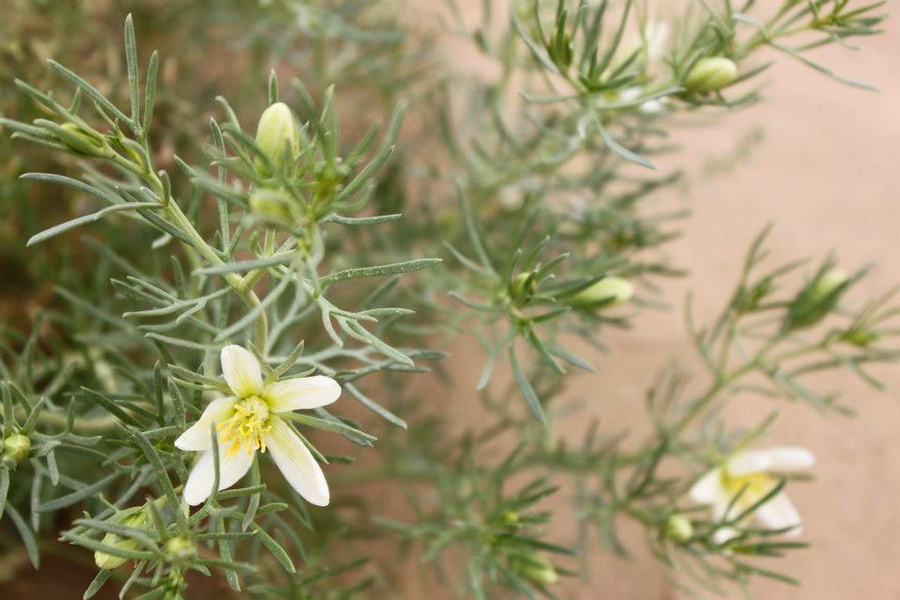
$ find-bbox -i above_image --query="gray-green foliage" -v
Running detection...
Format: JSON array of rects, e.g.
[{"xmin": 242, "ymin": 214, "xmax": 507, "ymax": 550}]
[{"xmin": 0, "ymin": 0, "xmax": 894, "ymax": 598}]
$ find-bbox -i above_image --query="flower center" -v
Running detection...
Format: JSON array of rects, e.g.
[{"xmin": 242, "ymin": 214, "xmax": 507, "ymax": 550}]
[
  {"xmin": 721, "ymin": 470, "xmax": 777, "ymax": 509},
  {"xmin": 217, "ymin": 396, "xmax": 271, "ymax": 457}
]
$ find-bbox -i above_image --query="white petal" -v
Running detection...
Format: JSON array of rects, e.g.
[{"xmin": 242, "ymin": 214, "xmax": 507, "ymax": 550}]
[
  {"xmin": 264, "ymin": 418, "xmax": 329, "ymax": 506},
  {"xmin": 689, "ymin": 468, "xmax": 725, "ymax": 504},
  {"xmin": 726, "ymin": 450, "xmax": 772, "ymax": 476},
  {"xmin": 755, "ymin": 492, "xmax": 803, "ymax": 535},
  {"xmin": 728, "ymin": 446, "xmax": 815, "ymax": 476},
  {"xmin": 713, "ymin": 526, "xmax": 739, "ymax": 545},
  {"xmin": 762, "ymin": 446, "xmax": 816, "ymax": 472},
  {"xmin": 183, "ymin": 444, "xmax": 254, "ymax": 506},
  {"xmin": 263, "ymin": 376, "xmax": 341, "ymax": 413},
  {"xmin": 174, "ymin": 397, "xmax": 236, "ymax": 452},
  {"xmin": 221, "ymin": 345, "xmax": 263, "ymax": 397}
]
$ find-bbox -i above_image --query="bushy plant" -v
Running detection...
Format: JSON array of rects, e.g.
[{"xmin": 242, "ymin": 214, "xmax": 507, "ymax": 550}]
[{"xmin": 0, "ymin": 1, "xmax": 893, "ymax": 598}]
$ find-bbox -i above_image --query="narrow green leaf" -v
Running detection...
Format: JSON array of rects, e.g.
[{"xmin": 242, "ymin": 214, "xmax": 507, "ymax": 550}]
[
  {"xmin": 124, "ymin": 14, "xmax": 141, "ymax": 130},
  {"xmin": 27, "ymin": 202, "xmax": 160, "ymax": 247},
  {"xmin": 47, "ymin": 60, "xmax": 133, "ymax": 128},
  {"xmin": 321, "ymin": 258, "xmax": 441, "ymax": 286},
  {"xmin": 251, "ymin": 524, "xmax": 296, "ymax": 574},
  {"xmin": 83, "ymin": 569, "xmax": 111, "ymax": 600},
  {"xmin": 281, "ymin": 413, "xmax": 376, "ymax": 447},
  {"xmin": 509, "ymin": 345, "xmax": 546, "ymax": 424},
  {"xmin": 6, "ymin": 503, "xmax": 40, "ymax": 567}
]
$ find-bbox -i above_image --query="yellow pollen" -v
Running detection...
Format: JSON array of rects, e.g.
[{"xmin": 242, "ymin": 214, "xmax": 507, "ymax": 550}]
[
  {"xmin": 216, "ymin": 396, "xmax": 271, "ymax": 457},
  {"xmin": 721, "ymin": 470, "xmax": 777, "ymax": 509}
]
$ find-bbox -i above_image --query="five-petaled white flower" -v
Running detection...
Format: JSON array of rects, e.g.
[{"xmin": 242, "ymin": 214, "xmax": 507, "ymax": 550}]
[
  {"xmin": 689, "ymin": 446, "xmax": 815, "ymax": 543},
  {"xmin": 175, "ymin": 345, "xmax": 341, "ymax": 507}
]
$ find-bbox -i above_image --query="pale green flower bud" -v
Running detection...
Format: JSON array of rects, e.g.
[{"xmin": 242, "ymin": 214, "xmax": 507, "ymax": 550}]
[
  {"xmin": 164, "ymin": 536, "xmax": 196, "ymax": 563},
  {"xmin": 255, "ymin": 102, "xmax": 299, "ymax": 174},
  {"xmin": 568, "ymin": 276, "xmax": 634, "ymax": 308},
  {"xmin": 509, "ymin": 272, "xmax": 537, "ymax": 302},
  {"xmin": 512, "ymin": 555, "xmax": 559, "ymax": 587},
  {"xmin": 684, "ymin": 57, "xmax": 738, "ymax": 94},
  {"xmin": 94, "ymin": 509, "xmax": 149, "ymax": 570},
  {"xmin": 664, "ymin": 514, "xmax": 694, "ymax": 543},
  {"xmin": 2, "ymin": 432, "xmax": 30, "ymax": 467},
  {"xmin": 784, "ymin": 267, "xmax": 850, "ymax": 330},
  {"xmin": 249, "ymin": 187, "xmax": 293, "ymax": 220},
  {"xmin": 58, "ymin": 123, "xmax": 109, "ymax": 157},
  {"xmin": 811, "ymin": 268, "xmax": 848, "ymax": 300}
]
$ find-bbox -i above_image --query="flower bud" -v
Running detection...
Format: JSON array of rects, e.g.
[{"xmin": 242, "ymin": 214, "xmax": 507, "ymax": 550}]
[
  {"xmin": 842, "ymin": 328, "xmax": 879, "ymax": 348},
  {"xmin": 165, "ymin": 536, "xmax": 196, "ymax": 563},
  {"xmin": 784, "ymin": 267, "xmax": 850, "ymax": 331},
  {"xmin": 94, "ymin": 509, "xmax": 149, "ymax": 570},
  {"xmin": 664, "ymin": 514, "xmax": 694, "ymax": 543},
  {"xmin": 512, "ymin": 555, "xmax": 559, "ymax": 587},
  {"xmin": 509, "ymin": 272, "xmax": 537, "ymax": 302},
  {"xmin": 249, "ymin": 187, "xmax": 293, "ymax": 220},
  {"xmin": 2, "ymin": 433, "xmax": 30, "ymax": 467},
  {"xmin": 568, "ymin": 276, "xmax": 633, "ymax": 308},
  {"xmin": 684, "ymin": 57, "xmax": 738, "ymax": 94},
  {"xmin": 57, "ymin": 123, "xmax": 109, "ymax": 157},
  {"xmin": 500, "ymin": 511, "xmax": 520, "ymax": 527},
  {"xmin": 811, "ymin": 268, "xmax": 848, "ymax": 301},
  {"xmin": 255, "ymin": 102, "xmax": 299, "ymax": 174}
]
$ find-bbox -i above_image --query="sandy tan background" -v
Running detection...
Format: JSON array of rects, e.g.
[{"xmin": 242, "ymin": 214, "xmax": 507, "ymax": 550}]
[{"xmin": 442, "ymin": 1, "xmax": 900, "ymax": 598}]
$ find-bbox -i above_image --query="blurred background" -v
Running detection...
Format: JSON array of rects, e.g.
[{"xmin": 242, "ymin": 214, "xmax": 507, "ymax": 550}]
[{"xmin": 1, "ymin": 0, "xmax": 898, "ymax": 598}]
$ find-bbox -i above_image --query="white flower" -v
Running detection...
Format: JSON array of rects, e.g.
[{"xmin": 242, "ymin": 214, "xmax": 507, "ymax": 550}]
[
  {"xmin": 617, "ymin": 87, "xmax": 666, "ymax": 114},
  {"xmin": 689, "ymin": 446, "xmax": 815, "ymax": 543},
  {"xmin": 641, "ymin": 21, "xmax": 670, "ymax": 67},
  {"xmin": 175, "ymin": 345, "xmax": 341, "ymax": 507}
]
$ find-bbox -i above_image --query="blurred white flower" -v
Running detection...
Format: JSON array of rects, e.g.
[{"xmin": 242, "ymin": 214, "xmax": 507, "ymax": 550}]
[
  {"xmin": 617, "ymin": 86, "xmax": 665, "ymax": 113},
  {"xmin": 689, "ymin": 446, "xmax": 815, "ymax": 543},
  {"xmin": 641, "ymin": 21, "xmax": 670, "ymax": 66},
  {"xmin": 175, "ymin": 345, "xmax": 341, "ymax": 507}
]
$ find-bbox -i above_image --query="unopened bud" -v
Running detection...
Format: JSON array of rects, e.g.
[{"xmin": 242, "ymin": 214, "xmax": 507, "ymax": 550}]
[
  {"xmin": 500, "ymin": 511, "xmax": 520, "ymax": 527},
  {"xmin": 568, "ymin": 276, "xmax": 633, "ymax": 308},
  {"xmin": 255, "ymin": 102, "xmax": 299, "ymax": 174},
  {"xmin": 512, "ymin": 555, "xmax": 559, "ymax": 587},
  {"xmin": 842, "ymin": 328, "xmax": 879, "ymax": 347},
  {"xmin": 164, "ymin": 536, "xmax": 196, "ymax": 563},
  {"xmin": 58, "ymin": 123, "xmax": 108, "ymax": 157},
  {"xmin": 664, "ymin": 514, "xmax": 694, "ymax": 543},
  {"xmin": 94, "ymin": 508, "xmax": 149, "ymax": 570},
  {"xmin": 2, "ymin": 433, "xmax": 30, "ymax": 467},
  {"xmin": 684, "ymin": 57, "xmax": 738, "ymax": 94},
  {"xmin": 509, "ymin": 272, "xmax": 537, "ymax": 302},
  {"xmin": 249, "ymin": 187, "xmax": 293, "ymax": 220},
  {"xmin": 811, "ymin": 268, "xmax": 848, "ymax": 301},
  {"xmin": 784, "ymin": 267, "xmax": 850, "ymax": 331}
]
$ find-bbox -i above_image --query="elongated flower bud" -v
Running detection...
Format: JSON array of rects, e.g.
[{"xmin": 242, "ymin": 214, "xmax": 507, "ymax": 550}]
[
  {"xmin": 568, "ymin": 276, "xmax": 633, "ymax": 308},
  {"xmin": 255, "ymin": 102, "xmax": 299, "ymax": 174},
  {"xmin": 57, "ymin": 123, "xmax": 109, "ymax": 157},
  {"xmin": 511, "ymin": 554, "xmax": 559, "ymax": 587},
  {"xmin": 784, "ymin": 267, "xmax": 850, "ymax": 330},
  {"xmin": 684, "ymin": 57, "xmax": 738, "ymax": 94},
  {"xmin": 811, "ymin": 268, "xmax": 848, "ymax": 300},
  {"xmin": 94, "ymin": 509, "xmax": 149, "ymax": 570}
]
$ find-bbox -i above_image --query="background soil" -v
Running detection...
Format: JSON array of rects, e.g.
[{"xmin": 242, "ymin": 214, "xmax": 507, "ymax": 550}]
[{"xmin": 443, "ymin": 1, "xmax": 900, "ymax": 598}]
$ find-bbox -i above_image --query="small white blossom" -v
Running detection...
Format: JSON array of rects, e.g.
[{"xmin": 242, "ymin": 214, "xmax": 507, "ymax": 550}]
[
  {"xmin": 689, "ymin": 446, "xmax": 815, "ymax": 543},
  {"xmin": 175, "ymin": 345, "xmax": 341, "ymax": 507}
]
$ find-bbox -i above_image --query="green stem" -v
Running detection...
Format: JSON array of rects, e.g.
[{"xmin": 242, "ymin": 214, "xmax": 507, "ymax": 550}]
[{"xmin": 111, "ymin": 154, "xmax": 269, "ymax": 349}]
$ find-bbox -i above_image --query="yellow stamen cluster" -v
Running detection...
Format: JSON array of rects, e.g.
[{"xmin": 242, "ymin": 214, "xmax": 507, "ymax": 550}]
[
  {"xmin": 721, "ymin": 470, "xmax": 777, "ymax": 508},
  {"xmin": 217, "ymin": 396, "xmax": 271, "ymax": 456}
]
